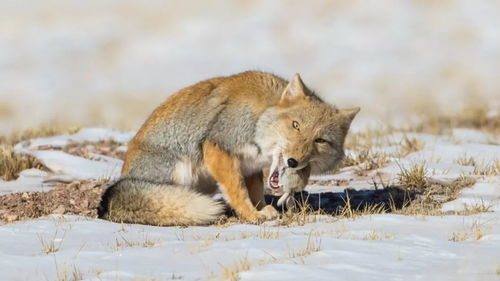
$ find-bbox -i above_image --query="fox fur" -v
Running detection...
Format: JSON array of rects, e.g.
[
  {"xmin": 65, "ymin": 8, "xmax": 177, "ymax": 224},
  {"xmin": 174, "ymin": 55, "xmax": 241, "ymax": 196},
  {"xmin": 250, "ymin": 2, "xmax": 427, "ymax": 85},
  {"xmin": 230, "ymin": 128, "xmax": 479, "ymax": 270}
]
[{"xmin": 98, "ymin": 71, "xmax": 359, "ymax": 226}]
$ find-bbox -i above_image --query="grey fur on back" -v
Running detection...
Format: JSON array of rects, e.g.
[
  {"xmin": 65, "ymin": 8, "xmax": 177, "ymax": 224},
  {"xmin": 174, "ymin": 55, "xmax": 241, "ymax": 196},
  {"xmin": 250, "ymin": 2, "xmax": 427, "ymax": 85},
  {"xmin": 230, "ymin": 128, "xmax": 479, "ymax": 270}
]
[{"xmin": 126, "ymin": 72, "xmax": 288, "ymax": 183}]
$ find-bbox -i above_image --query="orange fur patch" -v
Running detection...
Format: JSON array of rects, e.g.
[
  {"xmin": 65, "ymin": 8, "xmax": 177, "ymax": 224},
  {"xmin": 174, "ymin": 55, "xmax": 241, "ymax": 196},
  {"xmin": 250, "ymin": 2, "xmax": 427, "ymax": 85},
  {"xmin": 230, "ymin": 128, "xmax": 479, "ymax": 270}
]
[
  {"xmin": 202, "ymin": 141, "xmax": 259, "ymax": 221},
  {"xmin": 245, "ymin": 172, "xmax": 266, "ymax": 210}
]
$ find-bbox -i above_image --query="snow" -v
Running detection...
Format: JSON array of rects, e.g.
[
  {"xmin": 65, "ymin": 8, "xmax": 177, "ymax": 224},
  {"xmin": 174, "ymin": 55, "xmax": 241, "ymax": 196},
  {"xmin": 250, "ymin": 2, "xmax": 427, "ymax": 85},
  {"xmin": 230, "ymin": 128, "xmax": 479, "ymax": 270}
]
[
  {"xmin": 13, "ymin": 128, "xmax": 129, "ymax": 182},
  {"xmin": 452, "ymin": 129, "xmax": 493, "ymax": 144},
  {"xmin": 1, "ymin": 128, "xmax": 499, "ymax": 280},
  {"xmin": 0, "ymin": 214, "xmax": 498, "ymax": 281},
  {"xmin": 0, "ymin": 169, "xmax": 51, "ymax": 195},
  {"xmin": 442, "ymin": 180, "xmax": 500, "ymax": 212},
  {"xmin": 14, "ymin": 128, "xmax": 134, "ymax": 151}
]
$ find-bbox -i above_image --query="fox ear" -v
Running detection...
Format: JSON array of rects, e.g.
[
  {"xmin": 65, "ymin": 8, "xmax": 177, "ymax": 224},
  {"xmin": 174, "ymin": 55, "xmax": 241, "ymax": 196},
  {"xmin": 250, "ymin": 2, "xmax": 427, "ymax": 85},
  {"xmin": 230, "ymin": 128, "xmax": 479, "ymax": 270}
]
[
  {"xmin": 281, "ymin": 74, "xmax": 307, "ymax": 102},
  {"xmin": 340, "ymin": 107, "xmax": 360, "ymax": 122},
  {"xmin": 339, "ymin": 107, "xmax": 360, "ymax": 132}
]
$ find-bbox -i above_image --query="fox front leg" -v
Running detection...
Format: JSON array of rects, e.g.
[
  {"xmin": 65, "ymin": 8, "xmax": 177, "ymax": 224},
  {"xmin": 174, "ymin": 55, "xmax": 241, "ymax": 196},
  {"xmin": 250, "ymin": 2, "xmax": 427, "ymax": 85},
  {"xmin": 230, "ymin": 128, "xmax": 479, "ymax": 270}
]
[{"xmin": 203, "ymin": 142, "xmax": 279, "ymax": 222}]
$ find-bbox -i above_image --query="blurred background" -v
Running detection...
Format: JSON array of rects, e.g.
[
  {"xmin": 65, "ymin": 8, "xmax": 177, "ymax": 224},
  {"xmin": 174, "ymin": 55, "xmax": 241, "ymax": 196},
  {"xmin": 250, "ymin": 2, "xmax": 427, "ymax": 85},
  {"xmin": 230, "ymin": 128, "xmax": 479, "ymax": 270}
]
[{"xmin": 1, "ymin": 0, "xmax": 499, "ymax": 134}]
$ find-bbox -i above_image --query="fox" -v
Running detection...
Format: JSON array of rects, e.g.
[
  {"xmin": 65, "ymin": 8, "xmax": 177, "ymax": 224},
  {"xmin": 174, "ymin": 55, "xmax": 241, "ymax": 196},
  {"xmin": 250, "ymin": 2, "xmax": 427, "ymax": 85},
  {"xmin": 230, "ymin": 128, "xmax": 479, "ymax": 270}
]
[{"xmin": 98, "ymin": 71, "xmax": 359, "ymax": 226}]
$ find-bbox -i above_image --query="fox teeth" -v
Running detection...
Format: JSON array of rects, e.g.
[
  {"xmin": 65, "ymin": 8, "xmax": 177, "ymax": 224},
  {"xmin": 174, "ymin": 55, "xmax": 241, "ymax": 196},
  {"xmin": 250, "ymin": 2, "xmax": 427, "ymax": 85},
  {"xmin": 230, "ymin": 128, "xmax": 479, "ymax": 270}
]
[
  {"xmin": 277, "ymin": 192, "xmax": 290, "ymax": 207},
  {"xmin": 268, "ymin": 148, "xmax": 282, "ymax": 189}
]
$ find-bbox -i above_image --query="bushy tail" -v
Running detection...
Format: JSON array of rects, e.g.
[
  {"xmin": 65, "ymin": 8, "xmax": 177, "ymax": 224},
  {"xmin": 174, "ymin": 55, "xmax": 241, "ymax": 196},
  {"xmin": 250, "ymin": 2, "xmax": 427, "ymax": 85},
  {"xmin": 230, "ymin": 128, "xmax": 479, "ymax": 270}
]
[{"xmin": 98, "ymin": 178, "xmax": 224, "ymax": 226}]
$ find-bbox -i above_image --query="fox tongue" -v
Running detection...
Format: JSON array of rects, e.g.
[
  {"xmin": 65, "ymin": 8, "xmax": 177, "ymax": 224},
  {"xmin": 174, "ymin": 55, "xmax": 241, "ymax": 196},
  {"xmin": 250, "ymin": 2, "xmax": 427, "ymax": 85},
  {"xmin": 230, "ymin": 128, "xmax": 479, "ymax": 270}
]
[{"xmin": 269, "ymin": 169, "xmax": 279, "ymax": 189}]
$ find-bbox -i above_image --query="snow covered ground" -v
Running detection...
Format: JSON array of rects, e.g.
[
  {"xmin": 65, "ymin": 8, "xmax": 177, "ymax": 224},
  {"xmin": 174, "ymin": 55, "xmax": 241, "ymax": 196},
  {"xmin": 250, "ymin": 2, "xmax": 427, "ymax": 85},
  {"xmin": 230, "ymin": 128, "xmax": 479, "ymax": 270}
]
[{"xmin": 0, "ymin": 128, "xmax": 499, "ymax": 280}]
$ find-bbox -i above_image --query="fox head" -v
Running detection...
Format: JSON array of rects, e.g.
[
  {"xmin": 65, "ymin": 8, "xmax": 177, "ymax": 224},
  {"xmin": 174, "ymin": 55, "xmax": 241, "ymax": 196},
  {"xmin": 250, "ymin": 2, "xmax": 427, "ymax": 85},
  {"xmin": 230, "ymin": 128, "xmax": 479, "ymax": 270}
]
[{"xmin": 256, "ymin": 73, "xmax": 359, "ymax": 175}]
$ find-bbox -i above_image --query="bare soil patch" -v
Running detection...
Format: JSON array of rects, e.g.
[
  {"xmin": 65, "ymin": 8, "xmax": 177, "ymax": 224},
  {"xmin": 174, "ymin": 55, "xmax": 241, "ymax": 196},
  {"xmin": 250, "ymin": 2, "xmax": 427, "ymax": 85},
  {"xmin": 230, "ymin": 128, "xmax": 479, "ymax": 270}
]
[
  {"xmin": 37, "ymin": 139, "xmax": 127, "ymax": 161},
  {"xmin": 0, "ymin": 179, "xmax": 108, "ymax": 223}
]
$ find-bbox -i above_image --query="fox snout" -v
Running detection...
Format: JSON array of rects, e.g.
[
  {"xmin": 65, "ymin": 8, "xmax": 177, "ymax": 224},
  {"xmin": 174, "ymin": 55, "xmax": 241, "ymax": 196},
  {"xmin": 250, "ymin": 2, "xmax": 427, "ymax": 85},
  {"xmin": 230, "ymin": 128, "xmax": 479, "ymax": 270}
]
[
  {"xmin": 287, "ymin": 158, "xmax": 298, "ymax": 168},
  {"xmin": 283, "ymin": 141, "xmax": 312, "ymax": 169}
]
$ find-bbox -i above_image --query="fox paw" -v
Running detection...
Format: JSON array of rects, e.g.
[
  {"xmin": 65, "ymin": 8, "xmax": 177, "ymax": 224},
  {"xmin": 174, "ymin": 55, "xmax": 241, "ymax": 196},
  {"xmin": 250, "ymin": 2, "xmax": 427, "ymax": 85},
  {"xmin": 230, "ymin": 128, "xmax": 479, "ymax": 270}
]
[{"xmin": 257, "ymin": 205, "xmax": 279, "ymax": 221}]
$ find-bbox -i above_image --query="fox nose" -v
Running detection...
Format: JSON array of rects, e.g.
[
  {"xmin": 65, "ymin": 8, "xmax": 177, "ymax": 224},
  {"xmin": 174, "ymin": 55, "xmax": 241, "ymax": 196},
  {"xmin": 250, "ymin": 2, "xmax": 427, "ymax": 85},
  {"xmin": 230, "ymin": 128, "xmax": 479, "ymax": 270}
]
[{"xmin": 287, "ymin": 158, "xmax": 298, "ymax": 168}]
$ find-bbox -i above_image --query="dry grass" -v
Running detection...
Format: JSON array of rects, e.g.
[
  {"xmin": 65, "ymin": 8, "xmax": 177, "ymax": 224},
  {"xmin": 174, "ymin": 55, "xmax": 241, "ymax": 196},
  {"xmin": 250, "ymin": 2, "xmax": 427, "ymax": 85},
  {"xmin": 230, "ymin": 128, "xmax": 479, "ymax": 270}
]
[
  {"xmin": 0, "ymin": 145, "xmax": 47, "ymax": 181},
  {"xmin": 471, "ymin": 163, "xmax": 500, "ymax": 176},
  {"xmin": 449, "ymin": 231, "xmax": 468, "ymax": 242},
  {"xmin": 336, "ymin": 192, "xmax": 387, "ymax": 219},
  {"xmin": 397, "ymin": 163, "xmax": 428, "ymax": 191},
  {"xmin": 0, "ymin": 126, "xmax": 81, "ymax": 146},
  {"xmin": 344, "ymin": 128, "xmax": 396, "ymax": 151},
  {"xmin": 221, "ymin": 257, "xmax": 252, "ymax": 281},
  {"xmin": 0, "ymin": 126, "xmax": 80, "ymax": 181},
  {"xmin": 455, "ymin": 156, "xmax": 477, "ymax": 166},
  {"xmin": 56, "ymin": 264, "xmax": 84, "ymax": 281},
  {"xmin": 452, "ymin": 201, "xmax": 493, "ymax": 216},
  {"xmin": 413, "ymin": 107, "xmax": 500, "ymax": 134},
  {"xmin": 112, "ymin": 234, "xmax": 162, "ymax": 251},
  {"xmin": 399, "ymin": 136, "xmax": 424, "ymax": 157},
  {"xmin": 362, "ymin": 231, "xmax": 395, "ymax": 240},
  {"xmin": 256, "ymin": 226, "xmax": 280, "ymax": 239},
  {"xmin": 396, "ymin": 172, "xmax": 477, "ymax": 216},
  {"xmin": 454, "ymin": 156, "xmax": 499, "ymax": 176},
  {"xmin": 342, "ymin": 149, "xmax": 389, "ymax": 175},
  {"xmin": 449, "ymin": 221, "xmax": 485, "ymax": 242},
  {"xmin": 170, "ymin": 274, "xmax": 184, "ymax": 280},
  {"xmin": 288, "ymin": 231, "xmax": 322, "ymax": 259},
  {"xmin": 39, "ymin": 230, "xmax": 65, "ymax": 254},
  {"xmin": 275, "ymin": 165, "xmax": 477, "ymax": 222},
  {"xmin": 277, "ymin": 198, "xmax": 325, "ymax": 226}
]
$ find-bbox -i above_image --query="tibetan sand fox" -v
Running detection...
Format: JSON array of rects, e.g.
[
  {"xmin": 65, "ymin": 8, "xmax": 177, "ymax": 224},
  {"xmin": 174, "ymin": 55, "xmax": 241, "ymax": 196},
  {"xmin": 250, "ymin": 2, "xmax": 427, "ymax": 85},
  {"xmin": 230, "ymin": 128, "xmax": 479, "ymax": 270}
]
[{"xmin": 98, "ymin": 71, "xmax": 359, "ymax": 226}]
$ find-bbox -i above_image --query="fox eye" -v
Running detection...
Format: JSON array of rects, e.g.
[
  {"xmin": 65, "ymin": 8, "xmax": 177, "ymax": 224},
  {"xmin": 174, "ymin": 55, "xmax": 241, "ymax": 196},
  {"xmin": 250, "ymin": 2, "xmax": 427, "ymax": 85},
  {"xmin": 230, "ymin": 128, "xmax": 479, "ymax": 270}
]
[
  {"xmin": 292, "ymin": 121, "xmax": 300, "ymax": 130},
  {"xmin": 315, "ymin": 138, "xmax": 327, "ymax": 143}
]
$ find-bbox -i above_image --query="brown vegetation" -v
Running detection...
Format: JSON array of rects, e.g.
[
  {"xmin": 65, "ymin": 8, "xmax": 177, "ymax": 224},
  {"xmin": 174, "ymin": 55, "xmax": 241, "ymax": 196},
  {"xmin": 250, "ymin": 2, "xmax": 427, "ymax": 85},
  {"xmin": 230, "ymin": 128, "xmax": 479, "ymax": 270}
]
[{"xmin": 0, "ymin": 179, "xmax": 108, "ymax": 223}]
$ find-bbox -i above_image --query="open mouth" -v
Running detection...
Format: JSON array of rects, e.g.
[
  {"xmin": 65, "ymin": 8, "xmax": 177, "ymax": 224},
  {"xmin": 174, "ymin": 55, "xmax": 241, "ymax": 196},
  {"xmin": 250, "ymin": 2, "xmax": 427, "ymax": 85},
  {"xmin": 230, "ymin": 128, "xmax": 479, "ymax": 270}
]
[
  {"xmin": 268, "ymin": 150, "xmax": 283, "ymax": 190},
  {"xmin": 269, "ymin": 168, "xmax": 280, "ymax": 189}
]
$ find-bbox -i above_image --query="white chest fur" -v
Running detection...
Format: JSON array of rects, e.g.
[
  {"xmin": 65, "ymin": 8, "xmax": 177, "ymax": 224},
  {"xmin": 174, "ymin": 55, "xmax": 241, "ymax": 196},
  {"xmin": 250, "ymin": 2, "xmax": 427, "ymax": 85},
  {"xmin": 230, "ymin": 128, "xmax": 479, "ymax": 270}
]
[{"xmin": 236, "ymin": 144, "xmax": 271, "ymax": 176}]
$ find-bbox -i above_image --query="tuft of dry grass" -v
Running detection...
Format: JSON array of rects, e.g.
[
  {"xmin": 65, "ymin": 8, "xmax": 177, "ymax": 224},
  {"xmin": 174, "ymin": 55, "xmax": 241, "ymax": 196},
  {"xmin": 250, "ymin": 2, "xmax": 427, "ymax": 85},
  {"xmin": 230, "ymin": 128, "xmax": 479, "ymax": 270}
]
[
  {"xmin": 449, "ymin": 221, "xmax": 485, "ymax": 242},
  {"xmin": 336, "ymin": 191, "xmax": 387, "ymax": 219},
  {"xmin": 221, "ymin": 257, "xmax": 251, "ymax": 281},
  {"xmin": 455, "ymin": 156, "xmax": 477, "ymax": 166},
  {"xmin": 362, "ymin": 231, "xmax": 395, "ymax": 240},
  {"xmin": 55, "ymin": 263, "xmax": 84, "ymax": 281},
  {"xmin": 471, "ymin": 163, "xmax": 500, "ymax": 176},
  {"xmin": 449, "ymin": 231, "xmax": 468, "ymax": 242},
  {"xmin": 256, "ymin": 226, "xmax": 280, "ymax": 240},
  {"xmin": 0, "ymin": 145, "xmax": 47, "ymax": 181},
  {"xmin": 399, "ymin": 136, "xmax": 424, "ymax": 157},
  {"xmin": 39, "ymin": 230, "xmax": 65, "ymax": 254},
  {"xmin": 341, "ymin": 149, "xmax": 390, "ymax": 177},
  {"xmin": 396, "ymin": 174, "xmax": 477, "ymax": 216},
  {"xmin": 344, "ymin": 127, "xmax": 397, "ymax": 151},
  {"xmin": 0, "ymin": 126, "xmax": 80, "ymax": 181},
  {"xmin": 288, "ymin": 231, "xmax": 322, "ymax": 259},
  {"xmin": 397, "ymin": 163, "xmax": 428, "ymax": 191},
  {"xmin": 453, "ymin": 201, "xmax": 493, "ymax": 216},
  {"xmin": 413, "ymin": 107, "xmax": 500, "ymax": 134},
  {"xmin": 0, "ymin": 126, "xmax": 81, "ymax": 147},
  {"xmin": 170, "ymin": 273, "xmax": 184, "ymax": 280},
  {"xmin": 112, "ymin": 233, "xmax": 162, "ymax": 251},
  {"xmin": 277, "ymin": 198, "xmax": 325, "ymax": 226}
]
